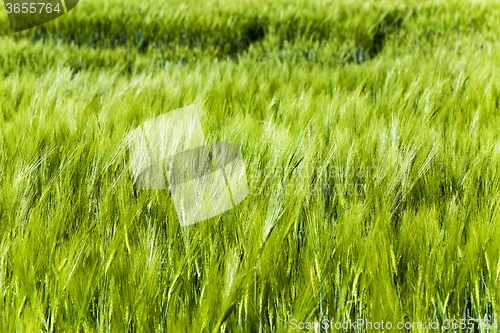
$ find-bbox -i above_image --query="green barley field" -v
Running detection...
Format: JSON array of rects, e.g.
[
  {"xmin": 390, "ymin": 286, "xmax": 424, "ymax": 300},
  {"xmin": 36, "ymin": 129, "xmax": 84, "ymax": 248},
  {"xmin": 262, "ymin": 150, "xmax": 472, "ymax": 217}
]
[{"xmin": 1, "ymin": 0, "xmax": 500, "ymax": 331}]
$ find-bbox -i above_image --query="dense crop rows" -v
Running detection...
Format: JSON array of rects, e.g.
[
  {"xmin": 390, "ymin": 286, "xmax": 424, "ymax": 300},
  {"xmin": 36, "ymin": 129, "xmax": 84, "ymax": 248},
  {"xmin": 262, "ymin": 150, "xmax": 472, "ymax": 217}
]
[{"xmin": 1, "ymin": 0, "xmax": 500, "ymax": 332}]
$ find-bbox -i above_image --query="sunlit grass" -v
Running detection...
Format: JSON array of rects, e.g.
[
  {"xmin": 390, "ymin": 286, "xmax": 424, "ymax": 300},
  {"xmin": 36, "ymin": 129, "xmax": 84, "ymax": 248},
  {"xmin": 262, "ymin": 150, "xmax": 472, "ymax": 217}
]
[{"xmin": 1, "ymin": 0, "xmax": 500, "ymax": 332}]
